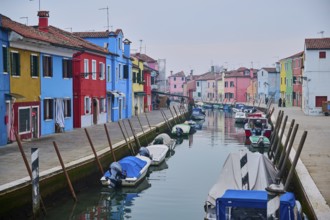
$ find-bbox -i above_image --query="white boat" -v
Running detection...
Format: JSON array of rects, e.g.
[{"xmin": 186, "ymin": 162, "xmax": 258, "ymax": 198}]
[
  {"xmin": 204, "ymin": 151, "xmax": 278, "ymax": 220},
  {"xmin": 171, "ymin": 123, "xmax": 194, "ymax": 136},
  {"xmin": 100, "ymin": 155, "xmax": 151, "ymax": 188},
  {"xmin": 150, "ymin": 133, "xmax": 176, "ymax": 149},
  {"xmin": 143, "ymin": 145, "xmax": 169, "ymax": 165},
  {"xmin": 234, "ymin": 111, "xmax": 247, "ymax": 123}
]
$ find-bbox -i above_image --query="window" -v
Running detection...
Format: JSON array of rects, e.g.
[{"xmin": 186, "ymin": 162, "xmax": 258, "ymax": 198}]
[
  {"xmin": 118, "ymin": 38, "xmax": 122, "ymax": 50},
  {"xmin": 293, "ymin": 76, "xmax": 297, "ymax": 84},
  {"xmin": 64, "ymin": 99, "xmax": 71, "ymax": 117},
  {"xmin": 123, "ymin": 64, "xmax": 129, "ymax": 79},
  {"xmin": 30, "ymin": 54, "xmax": 39, "ymax": 77},
  {"xmin": 44, "ymin": 99, "xmax": 54, "ymax": 120},
  {"xmin": 2, "ymin": 45, "xmax": 8, "ymax": 73},
  {"xmin": 261, "ymin": 71, "xmax": 263, "ymax": 76},
  {"xmin": 174, "ymin": 77, "xmax": 176, "ymax": 81},
  {"xmin": 230, "ymin": 81, "xmax": 234, "ymax": 87},
  {"xmin": 84, "ymin": 96, "xmax": 91, "ymax": 114},
  {"xmin": 208, "ymin": 82, "xmax": 210, "ymax": 88},
  {"xmin": 198, "ymin": 92, "xmax": 201, "ymax": 97},
  {"xmin": 133, "ymin": 71, "xmax": 137, "ymax": 83},
  {"xmin": 62, "ymin": 59, "xmax": 72, "ymax": 78},
  {"xmin": 116, "ymin": 66, "xmax": 119, "ymax": 81},
  {"xmin": 100, "ymin": 98, "xmax": 105, "ymax": 112},
  {"xmin": 84, "ymin": 59, "xmax": 89, "ymax": 79},
  {"xmin": 43, "ymin": 55, "xmax": 52, "ymax": 77},
  {"xmin": 137, "ymin": 69, "xmax": 141, "ymax": 83},
  {"xmin": 225, "ymin": 82, "xmax": 228, "ymax": 87},
  {"xmin": 197, "ymin": 81, "xmax": 200, "ymax": 87},
  {"xmin": 92, "ymin": 60, "xmax": 96, "ymax": 80},
  {"xmin": 107, "ymin": 65, "xmax": 111, "ymax": 82},
  {"xmin": 182, "ymin": 77, "xmax": 184, "ymax": 81},
  {"xmin": 99, "ymin": 62, "xmax": 105, "ymax": 80},
  {"xmin": 19, "ymin": 108, "xmax": 30, "ymax": 133},
  {"xmin": 319, "ymin": 51, "xmax": 326, "ymax": 59},
  {"xmin": 174, "ymin": 85, "xmax": 177, "ymax": 88},
  {"xmin": 10, "ymin": 51, "xmax": 20, "ymax": 76}
]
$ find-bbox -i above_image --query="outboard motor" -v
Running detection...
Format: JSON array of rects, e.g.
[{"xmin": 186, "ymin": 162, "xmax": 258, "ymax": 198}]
[
  {"xmin": 153, "ymin": 137, "xmax": 164, "ymax": 145},
  {"xmin": 108, "ymin": 162, "xmax": 125, "ymax": 188},
  {"xmin": 176, "ymin": 127, "xmax": 184, "ymax": 136},
  {"xmin": 139, "ymin": 147, "xmax": 152, "ymax": 159},
  {"xmin": 255, "ymin": 128, "xmax": 262, "ymax": 136},
  {"xmin": 257, "ymin": 137, "xmax": 265, "ymax": 147}
]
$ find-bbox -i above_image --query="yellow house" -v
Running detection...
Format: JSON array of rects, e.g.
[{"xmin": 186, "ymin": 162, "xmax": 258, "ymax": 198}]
[
  {"xmin": 280, "ymin": 60, "xmax": 287, "ymax": 98},
  {"xmin": 131, "ymin": 57, "xmax": 145, "ymax": 115},
  {"xmin": 8, "ymin": 47, "xmax": 41, "ymax": 141}
]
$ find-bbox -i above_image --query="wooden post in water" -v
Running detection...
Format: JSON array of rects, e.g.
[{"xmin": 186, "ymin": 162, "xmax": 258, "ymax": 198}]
[
  {"xmin": 104, "ymin": 124, "xmax": 116, "ymax": 162},
  {"xmin": 136, "ymin": 114, "xmax": 148, "ymax": 144},
  {"xmin": 162, "ymin": 109, "xmax": 173, "ymax": 127},
  {"xmin": 277, "ymin": 119, "xmax": 295, "ymax": 169},
  {"xmin": 84, "ymin": 128, "xmax": 104, "ymax": 175},
  {"xmin": 273, "ymin": 115, "xmax": 288, "ymax": 164},
  {"xmin": 14, "ymin": 132, "xmax": 47, "ymax": 215},
  {"xmin": 160, "ymin": 109, "xmax": 172, "ymax": 130},
  {"xmin": 122, "ymin": 120, "xmax": 135, "ymax": 153},
  {"xmin": 53, "ymin": 141, "xmax": 77, "ymax": 201},
  {"xmin": 169, "ymin": 107, "xmax": 178, "ymax": 124},
  {"xmin": 128, "ymin": 119, "xmax": 141, "ymax": 149},
  {"xmin": 284, "ymin": 131, "xmax": 308, "ymax": 191},
  {"xmin": 118, "ymin": 121, "xmax": 134, "ymax": 155},
  {"xmin": 172, "ymin": 106, "xmax": 180, "ymax": 122},
  {"xmin": 268, "ymin": 111, "xmax": 284, "ymax": 160},
  {"xmin": 31, "ymin": 147, "xmax": 40, "ymax": 219},
  {"xmin": 277, "ymin": 124, "xmax": 299, "ymax": 179}
]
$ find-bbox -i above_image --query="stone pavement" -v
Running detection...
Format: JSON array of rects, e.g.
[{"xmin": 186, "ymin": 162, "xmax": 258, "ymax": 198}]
[
  {"xmin": 270, "ymin": 105, "xmax": 330, "ymax": 219},
  {"xmin": 0, "ymin": 106, "xmax": 182, "ymax": 191}
]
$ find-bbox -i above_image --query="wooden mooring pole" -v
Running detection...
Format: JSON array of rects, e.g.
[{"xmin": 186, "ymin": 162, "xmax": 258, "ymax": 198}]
[
  {"xmin": 273, "ymin": 115, "xmax": 288, "ymax": 163},
  {"xmin": 160, "ymin": 109, "xmax": 172, "ymax": 131},
  {"xmin": 169, "ymin": 107, "xmax": 178, "ymax": 124},
  {"xmin": 128, "ymin": 119, "xmax": 141, "ymax": 149},
  {"xmin": 104, "ymin": 124, "xmax": 116, "ymax": 162},
  {"xmin": 14, "ymin": 132, "xmax": 47, "ymax": 215},
  {"xmin": 84, "ymin": 128, "xmax": 104, "ymax": 175},
  {"xmin": 277, "ymin": 119, "xmax": 295, "ymax": 169},
  {"xmin": 52, "ymin": 141, "xmax": 77, "ymax": 202},
  {"xmin": 136, "ymin": 114, "xmax": 148, "ymax": 144},
  {"xmin": 118, "ymin": 121, "xmax": 134, "ymax": 155}
]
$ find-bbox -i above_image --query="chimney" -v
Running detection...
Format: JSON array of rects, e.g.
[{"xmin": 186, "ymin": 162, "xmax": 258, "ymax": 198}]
[
  {"xmin": 250, "ymin": 68, "xmax": 254, "ymax": 78},
  {"xmin": 170, "ymin": 70, "xmax": 173, "ymax": 76},
  {"xmin": 37, "ymin": 11, "xmax": 49, "ymax": 32},
  {"xmin": 190, "ymin": 70, "xmax": 193, "ymax": 76}
]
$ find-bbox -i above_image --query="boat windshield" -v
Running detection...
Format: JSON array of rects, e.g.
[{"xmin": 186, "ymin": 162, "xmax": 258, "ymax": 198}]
[{"xmin": 224, "ymin": 207, "xmax": 266, "ymax": 219}]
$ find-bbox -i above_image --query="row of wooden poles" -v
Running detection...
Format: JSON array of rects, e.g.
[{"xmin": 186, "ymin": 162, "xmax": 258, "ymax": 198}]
[
  {"xmin": 263, "ymin": 103, "xmax": 308, "ymax": 218},
  {"xmin": 14, "ymin": 104, "xmax": 189, "ymax": 218}
]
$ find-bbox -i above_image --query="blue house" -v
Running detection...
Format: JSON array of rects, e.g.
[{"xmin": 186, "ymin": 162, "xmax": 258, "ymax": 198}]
[
  {"xmin": 0, "ymin": 17, "xmax": 10, "ymax": 146},
  {"xmin": 74, "ymin": 30, "xmax": 132, "ymax": 121}
]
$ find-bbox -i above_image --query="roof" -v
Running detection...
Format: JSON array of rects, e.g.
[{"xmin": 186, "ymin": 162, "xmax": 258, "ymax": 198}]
[
  {"xmin": 261, "ymin": 67, "xmax": 277, "ymax": 73},
  {"xmin": 170, "ymin": 71, "xmax": 185, "ymax": 77},
  {"xmin": 280, "ymin": 51, "xmax": 304, "ymax": 61},
  {"xmin": 0, "ymin": 14, "xmax": 108, "ymax": 55},
  {"xmin": 132, "ymin": 53, "xmax": 157, "ymax": 63},
  {"xmin": 305, "ymin": 38, "xmax": 330, "ymax": 50},
  {"xmin": 74, "ymin": 31, "xmax": 110, "ymax": 38}
]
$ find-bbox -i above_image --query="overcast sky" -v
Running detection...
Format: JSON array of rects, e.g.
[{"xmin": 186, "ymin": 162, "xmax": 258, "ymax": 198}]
[{"xmin": 1, "ymin": 0, "xmax": 330, "ymax": 76}]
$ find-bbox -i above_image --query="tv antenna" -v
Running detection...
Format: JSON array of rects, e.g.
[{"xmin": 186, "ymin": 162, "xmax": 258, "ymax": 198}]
[
  {"xmin": 317, "ymin": 31, "xmax": 324, "ymax": 38},
  {"xmin": 99, "ymin": 6, "xmax": 110, "ymax": 31}
]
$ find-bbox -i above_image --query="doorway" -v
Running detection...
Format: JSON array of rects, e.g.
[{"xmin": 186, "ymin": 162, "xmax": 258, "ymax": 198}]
[
  {"xmin": 107, "ymin": 97, "xmax": 112, "ymax": 122},
  {"xmin": 93, "ymin": 98, "xmax": 98, "ymax": 125},
  {"xmin": 31, "ymin": 107, "xmax": 39, "ymax": 138},
  {"xmin": 119, "ymin": 98, "xmax": 122, "ymax": 120}
]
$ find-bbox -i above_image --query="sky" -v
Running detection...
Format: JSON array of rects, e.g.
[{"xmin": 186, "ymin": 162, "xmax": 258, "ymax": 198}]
[{"xmin": 1, "ymin": 0, "xmax": 330, "ymax": 76}]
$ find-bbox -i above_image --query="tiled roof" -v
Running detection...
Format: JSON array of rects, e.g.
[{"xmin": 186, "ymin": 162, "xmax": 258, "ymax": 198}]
[
  {"xmin": 170, "ymin": 71, "xmax": 185, "ymax": 77},
  {"xmin": 305, "ymin": 38, "xmax": 330, "ymax": 50},
  {"xmin": 74, "ymin": 31, "xmax": 110, "ymax": 38},
  {"xmin": 132, "ymin": 53, "xmax": 157, "ymax": 63},
  {"xmin": 0, "ymin": 14, "xmax": 108, "ymax": 54},
  {"xmin": 280, "ymin": 51, "xmax": 304, "ymax": 61},
  {"xmin": 262, "ymin": 67, "xmax": 277, "ymax": 73}
]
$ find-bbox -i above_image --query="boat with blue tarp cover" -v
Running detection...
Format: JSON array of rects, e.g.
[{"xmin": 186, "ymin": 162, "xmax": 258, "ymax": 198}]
[
  {"xmin": 100, "ymin": 155, "xmax": 151, "ymax": 188},
  {"xmin": 216, "ymin": 190, "xmax": 303, "ymax": 220},
  {"xmin": 191, "ymin": 107, "xmax": 206, "ymax": 120}
]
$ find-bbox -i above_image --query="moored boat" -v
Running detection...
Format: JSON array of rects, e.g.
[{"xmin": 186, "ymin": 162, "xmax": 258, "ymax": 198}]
[
  {"xmin": 234, "ymin": 111, "xmax": 247, "ymax": 124},
  {"xmin": 244, "ymin": 113, "xmax": 272, "ymax": 138},
  {"xmin": 249, "ymin": 135, "xmax": 271, "ymax": 148},
  {"xmin": 141, "ymin": 145, "xmax": 169, "ymax": 166},
  {"xmin": 100, "ymin": 155, "xmax": 151, "ymax": 188},
  {"xmin": 191, "ymin": 107, "xmax": 206, "ymax": 120},
  {"xmin": 171, "ymin": 123, "xmax": 195, "ymax": 136},
  {"xmin": 150, "ymin": 133, "xmax": 176, "ymax": 149}
]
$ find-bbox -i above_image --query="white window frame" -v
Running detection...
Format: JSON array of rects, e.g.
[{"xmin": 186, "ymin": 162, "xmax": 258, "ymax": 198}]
[
  {"xmin": 30, "ymin": 54, "xmax": 39, "ymax": 78},
  {"xmin": 84, "ymin": 59, "xmax": 89, "ymax": 79},
  {"xmin": 18, "ymin": 106, "xmax": 31, "ymax": 134},
  {"xmin": 64, "ymin": 98, "xmax": 71, "ymax": 118},
  {"xmin": 84, "ymin": 96, "xmax": 91, "ymax": 114},
  {"xmin": 100, "ymin": 98, "xmax": 106, "ymax": 112},
  {"xmin": 92, "ymin": 60, "xmax": 97, "ymax": 80},
  {"xmin": 44, "ymin": 98, "xmax": 54, "ymax": 120}
]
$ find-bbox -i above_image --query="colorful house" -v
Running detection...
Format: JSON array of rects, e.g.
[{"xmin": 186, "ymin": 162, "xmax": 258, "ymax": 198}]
[
  {"xmin": 302, "ymin": 38, "xmax": 330, "ymax": 115},
  {"xmin": 131, "ymin": 56, "xmax": 145, "ymax": 115},
  {"xmin": 0, "ymin": 17, "xmax": 10, "ymax": 146},
  {"xmin": 168, "ymin": 71, "xmax": 186, "ymax": 100},
  {"xmin": 1, "ymin": 12, "xmax": 80, "ymax": 141},
  {"xmin": 292, "ymin": 52, "xmax": 304, "ymax": 107},
  {"xmin": 223, "ymin": 67, "xmax": 253, "ymax": 103},
  {"xmin": 257, "ymin": 67, "xmax": 280, "ymax": 103},
  {"xmin": 74, "ymin": 30, "xmax": 132, "ymax": 121}
]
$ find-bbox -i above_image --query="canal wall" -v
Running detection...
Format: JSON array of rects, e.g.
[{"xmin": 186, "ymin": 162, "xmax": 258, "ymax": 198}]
[{"xmin": 0, "ymin": 107, "xmax": 189, "ymax": 218}]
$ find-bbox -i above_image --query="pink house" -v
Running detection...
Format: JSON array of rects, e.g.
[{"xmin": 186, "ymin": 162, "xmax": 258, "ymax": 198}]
[
  {"xmin": 168, "ymin": 71, "xmax": 186, "ymax": 99},
  {"xmin": 224, "ymin": 67, "xmax": 253, "ymax": 103}
]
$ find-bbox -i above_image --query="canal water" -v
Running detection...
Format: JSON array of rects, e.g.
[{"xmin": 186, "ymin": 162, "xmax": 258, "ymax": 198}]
[{"xmin": 45, "ymin": 110, "xmax": 248, "ymax": 220}]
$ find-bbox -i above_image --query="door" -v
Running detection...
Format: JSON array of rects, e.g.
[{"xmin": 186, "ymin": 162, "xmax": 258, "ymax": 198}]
[
  {"xmin": 107, "ymin": 97, "xmax": 112, "ymax": 122},
  {"xmin": 93, "ymin": 99, "xmax": 98, "ymax": 125},
  {"xmin": 31, "ymin": 107, "xmax": 39, "ymax": 138},
  {"xmin": 315, "ymin": 96, "xmax": 327, "ymax": 107},
  {"xmin": 119, "ymin": 98, "xmax": 122, "ymax": 120}
]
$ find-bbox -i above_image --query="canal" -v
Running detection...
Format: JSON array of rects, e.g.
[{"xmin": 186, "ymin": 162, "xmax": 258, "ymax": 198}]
[{"xmin": 45, "ymin": 109, "xmax": 248, "ymax": 220}]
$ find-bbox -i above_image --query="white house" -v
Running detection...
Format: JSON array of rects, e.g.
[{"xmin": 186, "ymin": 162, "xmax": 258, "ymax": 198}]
[{"xmin": 302, "ymin": 38, "xmax": 330, "ymax": 115}]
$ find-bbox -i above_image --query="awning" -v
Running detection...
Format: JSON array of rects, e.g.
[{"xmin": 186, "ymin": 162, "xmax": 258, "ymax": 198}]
[
  {"xmin": 5, "ymin": 93, "xmax": 26, "ymax": 100},
  {"xmin": 107, "ymin": 91, "xmax": 119, "ymax": 97},
  {"xmin": 134, "ymin": 92, "xmax": 146, "ymax": 96}
]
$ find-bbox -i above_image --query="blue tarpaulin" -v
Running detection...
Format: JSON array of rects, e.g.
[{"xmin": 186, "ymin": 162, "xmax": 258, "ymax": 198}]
[
  {"xmin": 118, "ymin": 156, "xmax": 147, "ymax": 178},
  {"xmin": 216, "ymin": 190, "xmax": 300, "ymax": 220}
]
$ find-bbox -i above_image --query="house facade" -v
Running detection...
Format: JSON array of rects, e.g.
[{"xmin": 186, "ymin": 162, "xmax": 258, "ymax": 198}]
[
  {"xmin": 302, "ymin": 38, "xmax": 330, "ymax": 115},
  {"xmin": 74, "ymin": 30, "xmax": 132, "ymax": 122},
  {"xmin": 257, "ymin": 67, "xmax": 280, "ymax": 103},
  {"xmin": 292, "ymin": 52, "xmax": 304, "ymax": 107},
  {"xmin": 131, "ymin": 56, "xmax": 145, "ymax": 115},
  {"xmin": 168, "ymin": 71, "xmax": 185, "ymax": 100},
  {"xmin": 224, "ymin": 68, "xmax": 252, "ymax": 103}
]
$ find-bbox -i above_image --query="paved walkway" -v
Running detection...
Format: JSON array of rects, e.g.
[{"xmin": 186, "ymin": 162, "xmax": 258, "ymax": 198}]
[
  {"xmin": 0, "ymin": 106, "xmax": 182, "ymax": 190},
  {"xmin": 270, "ymin": 105, "xmax": 330, "ymax": 219}
]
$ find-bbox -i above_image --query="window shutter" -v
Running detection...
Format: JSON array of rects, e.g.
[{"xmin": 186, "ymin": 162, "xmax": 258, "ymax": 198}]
[
  {"xmin": 123, "ymin": 65, "xmax": 128, "ymax": 79},
  {"xmin": 17, "ymin": 53, "xmax": 20, "ymax": 76},
  {"xmin": 49, "ymin": 99, "xmax": 54, "ymax": 119}
]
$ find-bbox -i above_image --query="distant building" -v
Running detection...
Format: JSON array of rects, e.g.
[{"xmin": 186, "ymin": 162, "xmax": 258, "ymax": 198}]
[
  {"xmin": 168, "ymin": 71, "xmax": 186, "ymax": 99},
  {"xmin": 302, "ymin": 38, "xmax": 330, "ymax": 115},
  {"xmin": 257, "ymin": 66, "xmax": 280, "ymax": 104}
]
